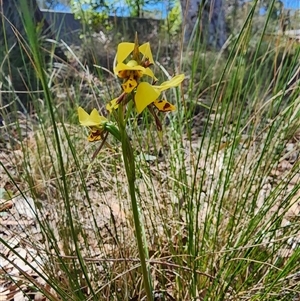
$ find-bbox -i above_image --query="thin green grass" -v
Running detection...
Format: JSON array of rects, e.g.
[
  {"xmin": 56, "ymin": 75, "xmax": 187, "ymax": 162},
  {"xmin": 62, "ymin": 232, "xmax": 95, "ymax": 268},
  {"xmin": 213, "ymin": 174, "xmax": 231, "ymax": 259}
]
[{"xmin": 1, "ymin": 1, "xmax": 300, "ymax": 300}]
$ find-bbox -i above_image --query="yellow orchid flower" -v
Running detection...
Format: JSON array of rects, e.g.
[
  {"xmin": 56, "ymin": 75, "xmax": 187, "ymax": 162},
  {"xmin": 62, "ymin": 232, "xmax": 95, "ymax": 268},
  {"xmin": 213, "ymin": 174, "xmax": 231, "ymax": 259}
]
[
  {"xmin": 116, "ymin": 42, "xmax": 154, "ymax": 66},
  {"xmin": 78, "ymin": 107, "xmax": 108, "ymax": 142},
  {"xmin": 115, "ymin": 61, "xmax": 155, "ymax": 81},
  {"xmin": 135, "ymin": 74, "xmax": 185, "ymax": 113},
  {"xmin": 114, "ymin": 59, "xmax": 156, "ymax": 94},
  {"xmin": 114, "ymin": 41, "xmax": 156, "ymax": 94},
  {"xmin": 115, "ymin": 60, "xmax": 145, "ymax": 78}
]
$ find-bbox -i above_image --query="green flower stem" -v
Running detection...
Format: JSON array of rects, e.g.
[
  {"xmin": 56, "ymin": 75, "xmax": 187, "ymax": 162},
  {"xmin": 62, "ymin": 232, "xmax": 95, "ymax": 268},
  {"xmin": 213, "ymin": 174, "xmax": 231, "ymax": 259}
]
[
  {"xmin": 117, "ymin": 103, "xmax": 153, "ymax": 301},
  {"xmin": 104, "ymin": 122, "xmax": 122, "ymax": 142}
]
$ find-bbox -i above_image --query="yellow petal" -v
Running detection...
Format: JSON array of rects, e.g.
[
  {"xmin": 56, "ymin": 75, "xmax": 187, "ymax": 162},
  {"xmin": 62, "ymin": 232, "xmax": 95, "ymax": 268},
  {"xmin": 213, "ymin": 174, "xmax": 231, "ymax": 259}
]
[
  {"xmin": 135, "ymin": 82, "xmax": 160, "ymax": 113},
  {"xmin": 114, "ymin": 62, "xmax": 145, "ymax": 77},
  {"xmin": 139, "ymin": 42, "xmax": 154, "ymax": 64},
  {"xmin": 78, "ymin": 107, "xmax": 107, "ymax": 127},
  {"xmin": 78, "ymin": 106, "xmax": 90, "ymax": 123},
  {"xmin": 117, "ymin": 42, "xmax": 134, "ymax": 64},
  {"xmin": 90, "ymin": 109, "xmax": 107, "ymax": 123},
  {"xmin": 153, "ymin": 99, "xmax": 176, "ymax": 112},
  {"xmin": 122, "ymin": 76, "xmax": 137, "ymax": 93},
  {"xmin": 143, "ymin": 68, "xmax": 156, "ymax": 79},
  {"xmin": 106, "ymin": 98, "xmax": 119, "ymax": 113},
  {"xmin": 114, "ymin": 63, "xmax": 127, "ymax": 76},
  {"xmin": 157, "ymin": 74, "xmax": 185, "ymax": 92},
  {"xmin": 128, "ymin": 65, "xmax": 145, "ymax": 72}
]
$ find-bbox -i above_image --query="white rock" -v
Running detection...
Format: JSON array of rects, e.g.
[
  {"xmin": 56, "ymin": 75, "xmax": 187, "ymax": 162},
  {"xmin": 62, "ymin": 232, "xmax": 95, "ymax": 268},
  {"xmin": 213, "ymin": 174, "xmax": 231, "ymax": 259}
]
[
  {"xmin": 15, "ymin": 248, "xmax": 27, "ymax": 260},
  {"xmin": 6, "ymin": 236, "xmax": 21, "ymax": 249},
  {"xmin": 35, "ymin": 292, "xmax": 45, "ymax": 300},
  {"xmin": 13, "ymin": 257, "xmax": 28, "ymax": 275},
  {"xmin": 286, "ymin": 143, "xmax": 294, "ymax": 152},
  {"xmin": 0, "ymin": 257, "xmax": 13, "ymax": 269},
  {"xmin": 13, "ymin": 197, "xmax": 36, "ymax": 219},
  {"xmin": 14, "ymin": 291, "xmax": 29, "ymax": 301}
]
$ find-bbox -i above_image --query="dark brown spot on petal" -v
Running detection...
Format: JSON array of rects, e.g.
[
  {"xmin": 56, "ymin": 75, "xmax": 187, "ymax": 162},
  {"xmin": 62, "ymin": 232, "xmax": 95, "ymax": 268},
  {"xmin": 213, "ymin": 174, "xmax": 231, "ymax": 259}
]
[{"xmin": 88, "ymin": 129, "xmax": 103, "ymax": 142}]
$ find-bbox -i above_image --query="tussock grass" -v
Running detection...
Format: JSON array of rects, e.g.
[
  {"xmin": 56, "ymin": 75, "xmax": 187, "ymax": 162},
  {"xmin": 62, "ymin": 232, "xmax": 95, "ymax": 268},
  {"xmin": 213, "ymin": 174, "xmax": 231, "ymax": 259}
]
[{"xmin": 1, "ymin": 1, "xmax": 300, "ymax": 300}]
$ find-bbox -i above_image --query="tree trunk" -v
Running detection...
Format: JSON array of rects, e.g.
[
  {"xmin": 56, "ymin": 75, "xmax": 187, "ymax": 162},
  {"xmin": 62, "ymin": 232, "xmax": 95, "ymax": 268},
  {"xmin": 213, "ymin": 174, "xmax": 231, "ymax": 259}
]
[{"xmin": 180, "ymin": 0, "xmax": 227, "ymax": 50}]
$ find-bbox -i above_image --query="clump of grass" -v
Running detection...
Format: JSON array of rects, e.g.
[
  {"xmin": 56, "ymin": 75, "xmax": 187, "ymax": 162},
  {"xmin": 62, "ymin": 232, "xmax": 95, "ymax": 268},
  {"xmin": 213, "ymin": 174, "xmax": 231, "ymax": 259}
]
[{"xmin": 1, "ymin": 1, "xmax": 300, "ymax": 301}]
